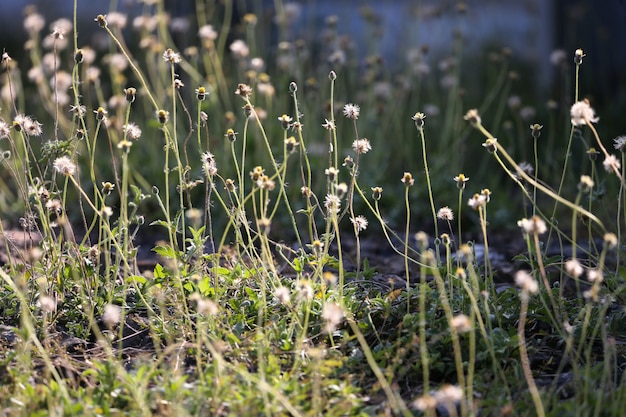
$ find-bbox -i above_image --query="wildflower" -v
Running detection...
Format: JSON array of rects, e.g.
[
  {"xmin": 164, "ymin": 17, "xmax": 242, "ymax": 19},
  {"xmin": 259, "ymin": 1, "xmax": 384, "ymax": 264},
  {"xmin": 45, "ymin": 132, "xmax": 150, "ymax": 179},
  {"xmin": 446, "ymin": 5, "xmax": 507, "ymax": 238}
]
[
  {"xmin": 224, "ymin": 178, "xmax": 236, "ymax": 192},
  {"xmin": 174, "ymin": 78, "xmax": 184, "ymax": 89},
  {"xmin": 437, "ymin": 206, "xmax": 454, "ymax": 221},
  {"xmin": 94, "ymin": 107, "xmax": 108, "ymax": 121},
  {"xmin": 38, "ymin": 295, "xmax": 57, "ymax": 313},
  {"xmin": 274, "ymin": 286, "xmax": 291, "ymax": 305},
  {"xmin": 574, "ymin": 48, "xmax": 585, "ymax": 65},
  {"xmin": 415, "ymin": 231, "xmax": 429, "ymax": 248},
  {"xmin": 579, "ymin": 175, "xmax": 594, "ymax": 192},
  {"xmin": 614, "ymin": 136, "xmax": 626, "ymax": 152},
  {"xmin": 101, "ymin": 182, "xmax": 115, "ymax": 196},
  {"xmin": 235, "ymin": 83, "xmax": 253, "ymax": 99},
  {"xmin": 198, "ymin": 24, "xmax": 218, "ymax": 41},
  {"xmin": 482, "ymin": 138, "xmax": 498, "ymax": 153},
  {"xmin": 230, "ymin": 39, "xmax": 250, "ymax": 58},
  {"xmin": 371, "ymin": 186, "xmax": 383, "ymax": 200},
  {"xmin": 343, "ymin": 103, "xmax": 360, "ymax": 120},
  {"xmin": 324, "ymin": 194, "xmax": 341, "ymax": 214},
  {"xmin": 301, "ymin": 186, "xmax": 311, "ymax": 197},
  {"xmin": 411, "ymin": 112, "xmax": 426, "ymax": 128},
  {"xmin": 328, "ymin": 70, "xmax": 337, "ymax": 81},
  {"xmin": 343, "ymin": 155, "xmax": 354, "ymax": 170},
  {"xmin": 224, "ymin": 128, "xmax": 238, "ymax": 142},
  {"xmin": 249, "ymin": 166, "xmax": 264, "ymax": 182},
  {"xmin": 123, "ymin": 123, "xmax": 142, "ymax": 140},
  {"xmin": 434, "ymin": 384, "xmax": 464, "ymax": 405},
  {"xmin": 587, "ymin": 147, "xmax": 600, "ymax": 161},
  {"xmin": 350, "ymin": 215, "xmax": 368, "ymax": 233},
  {"xmin": 412, "ymin": 394, "xmax": 438, "ymax": 411},
  {"xmin": 336, "ymin": 183, "xmax": 348, "ymax": 198},
  {"xmin": 517, "ymin": 215, "xmax": 547, "ymax": 235},
  {"xmin": 191, "ymin": 294, "xmax": 219, "ymax": 316},
  {"xmin": 481, "ymin": 188, "xmax": 492, "ymax": 203},
  {"xmin": 322, "ymin": 119, "xmax": 335, "ymax": 130},
  {"xmin": 352, "ymin": 138, "xmax": 372, "ymax": 154},
  {"xmin": 256, "ymin": 175, "xmax": 275, "ymax": 191},
  {"xmin": 201, "ymin": 152, "xmax": 218, "ymax": 177},
  {"xmin": 467, "ymin": 193, "xmax": 487, "ymax": 210},
  {"xmin": 463, "ymin": 108, "xmax": 481, "ymax": 126},
  {"xmin": 587, "ymin": 269, "xmax": 603, "ymax": 284},
  {"xmin": 53, "ymin": 156, "xmax": 76, "ymax": 176},
  {"xmin": 156, "ymin": 109, "xmax": 169, "ymax": 124},
  {"xmin": 565, "ymin": 259, "xmax": 584, "ymax": 278},
  {"xmin": 95, "ymin": 14, "xmax": 108, "ymax": 28},
  {"xmin": 69, "ymin": 104, "xmax": 86, "ymax": 117},
  {"xmin": 604, "ymin": 232, "xmax": 618, "ymax": 249},
  {"xmin": 451, "ymin": 314, "xmax": 472, "ymax": 334},
  {"xmin": 123, "ymin": 87, "xmax": 137, "ymax": 103},
  {"xmin": 453, "ymin": 173, "xmax": 469, "ymax": 189},
  {"xmin": 570, "ymin": 99, "xmax": 598, "ymax": 126},
  {"xmin": 117, "ymin": 139, "xmax": 132, "ymax": 152},
  {"xmin": 530, "ymin": 123, "xmax": 543, "ymax": 139},
  {"xmin": 322, "ymin": 302, "xmax": 344, "ymax": 333},
  {"xmin": 311, "ymin": 239, "xmax": 324, "ymax": 255},
  {"xmin": 46, "ymin": 199, "xmax": 63, "ymax": 215},
  {"xmin": 22, "ymin": 116, "xmax": 43, "ymax": 137},
  {"xmin": 603, "ymin": 154, "xmax": 621, "ymax": 173},
  {"xmin": 515, "ymin": 270, "xmax": 538, "ymax": 294},
  {"xmin": 401, "ymin": 172, "xmax": 415, "ymax": 186},
  {"xmin": 102, "ymin": 304, "xmax": 121, "ymax": 328},
  {"xmin": 0, "ymin": 121, "xmax": 10, "ymax": 139},
  {"xmin": 195, "ymin": 86, "xmax": 207, "ymax": 101},
  {"xmin": 325, "ymin": 166, "xmax": 339, "ymax": 181},
  {"xmin": 101, "ymin": 206, "xmax": 113, "ymax": 218},
  {"xmin": 162, "ymin": 48, "xmax": 182, "ymax": 64},
  {"xmin": 440, "ymin": 233, "xmax": 451, "ymax": 245},
  {"xmin": 277, "ymin": 114, "xmax": 293, "ymax": 129},
  {"xmin": 297, "ymin": 280, "xmax": 314, "ymax": 300},
  {"xmin": 283, "ymin": 136, "xmax": 299, "ymax": 154}
]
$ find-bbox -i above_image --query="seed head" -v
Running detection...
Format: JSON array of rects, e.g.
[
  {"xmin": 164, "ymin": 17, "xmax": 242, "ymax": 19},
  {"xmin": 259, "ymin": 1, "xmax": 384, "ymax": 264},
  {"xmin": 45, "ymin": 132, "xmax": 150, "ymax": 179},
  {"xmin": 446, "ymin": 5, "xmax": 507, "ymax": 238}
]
[
  {"xmin": 162, "ymin": 48, "xmax": 181, "ymax": 64},
  {"xmin": 437, "ymin": 206, "xmax": 454, "ymax": 221},
  {"xmin": 565, "ymin": 259, "xmax": 584, "ymax": 278},
  {"xmin": 515, "ymin": 270, "xmax": 538, "ymax": 294},
  {"xmin": 570, "ymin": 99, "xmax": 598, "ymax": 126},
  {"xmin": 350, "ymin": 215, "xmax": 368, "ymax": 234},
  {"xmin": 53, "ymin": 155, "xmax": 77, "ymax": 176},
  {"xmin": 324, "ymin": 194, "xmax": 341, "ymax": 214},
  {"xmin": 614, "ymin": 136, "xmax": 626, "ymax": 152},
  {"xmin": 235, "ymin": 83, "xmax": 253, "ymax": 99},
  {"xmin": 343, "ymin": 103, "xmax": 360, "ymax": 120},
  {"xmin": 603, "ymin": 154, "xmax": 621, "ymax": 173},
  {"xmin": 352, "ymin": 138, "xmax": 372, "ymax": 154},
  {"xmin": 517, "ymin": 215, "xmax": 547, "ymax": 235}
]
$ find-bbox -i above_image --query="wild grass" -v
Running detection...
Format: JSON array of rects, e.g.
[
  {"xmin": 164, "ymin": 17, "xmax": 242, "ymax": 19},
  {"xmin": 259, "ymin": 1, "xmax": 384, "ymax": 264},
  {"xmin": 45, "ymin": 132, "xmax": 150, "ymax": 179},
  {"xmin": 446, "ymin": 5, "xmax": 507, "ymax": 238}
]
[{"xmin": 0, "ymin": 1, "xmax": 625, "ymax": 416}]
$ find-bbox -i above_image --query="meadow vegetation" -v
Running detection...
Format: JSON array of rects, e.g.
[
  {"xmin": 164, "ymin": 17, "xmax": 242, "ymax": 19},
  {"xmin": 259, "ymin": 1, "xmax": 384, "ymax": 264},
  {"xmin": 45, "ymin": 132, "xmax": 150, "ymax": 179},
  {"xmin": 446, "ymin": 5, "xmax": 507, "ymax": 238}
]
[{"xmin": 0, "ymin": 1, "xmax": 625, "ymax": 416}]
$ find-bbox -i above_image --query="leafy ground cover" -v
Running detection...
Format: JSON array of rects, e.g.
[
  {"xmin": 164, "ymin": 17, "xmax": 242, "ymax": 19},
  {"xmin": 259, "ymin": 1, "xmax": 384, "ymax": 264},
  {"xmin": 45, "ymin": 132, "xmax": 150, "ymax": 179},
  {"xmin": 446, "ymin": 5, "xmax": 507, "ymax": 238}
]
[{"xmin": 0, "ymin": 1, "xmax": 626, "ymax": 416}]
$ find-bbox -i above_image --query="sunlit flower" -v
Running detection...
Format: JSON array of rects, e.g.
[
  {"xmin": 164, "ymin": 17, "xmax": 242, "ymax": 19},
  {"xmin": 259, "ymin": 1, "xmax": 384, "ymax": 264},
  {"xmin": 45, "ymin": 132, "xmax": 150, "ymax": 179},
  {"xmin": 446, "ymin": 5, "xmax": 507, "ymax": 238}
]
[
  {"xmin": 322, "ymin": 302, "xmax": 344, "ymax": 333},
  {"xmin": 53, "ymin": 156, "xmax": 76, "ymax": 176},
  {"xmin": 603, "ymin": 154, "xmax": 621, "ymax": 173},
  {"xmin": 570, "ymin": 99, "xmax": 598, "ymax": 126}
]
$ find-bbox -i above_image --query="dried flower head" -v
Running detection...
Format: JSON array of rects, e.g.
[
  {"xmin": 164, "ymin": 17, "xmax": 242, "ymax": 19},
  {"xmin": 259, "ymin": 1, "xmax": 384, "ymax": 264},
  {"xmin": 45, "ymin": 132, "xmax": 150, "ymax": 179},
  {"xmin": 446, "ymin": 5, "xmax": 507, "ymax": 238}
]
[
  {"xmin": 463, "ymin": 108, "xmax": 481, "ymax": 126},
  {"xmin": 515, "ymin": 270, "xmax": 538, "ymax": 294},
  {"xmin": 603, "ymin": 154, "xmax": 621, "ymax": 173},
  {"xmin": 235, "ymin": 83, "xmax": 253, "ymax": 99},
  {"xmin": 467, "ymin": 193, "xmax": 487, "ymax": 210},
  {"xmin": 614, "ymin": 136, "xmax": 626, "ymax": 152},
  {"xmin": 350, "ymin": 215, "xmax": 368, "ymax": 233},
  {"xmin": 53, "ymin": 155, "xmax": 76, "ymax": 176},
  {"xmin": 565, "ymin": 259, "xmax": 584, "ymax": 278},
  {"xmin": 102, "ymin": 304, "xmax": 121, "ymax": 328},
  {"xmin": 437, "ymin": 206, "xmax": 454, "ymax": 221},
  {"xmin": 95, "ymin": 14, "xmax": 108, "ymax": 28},
  {"xmin": 343, "ymin": 103, "xmax": 360, "ymax": 120},
  {"xmin": 451, "ymin": 314, "xmax": 472, "ymax": 334},
  {"xmin": 579, "ymin": 175, "xmax": 594, "ymax": 192},
  {"xmin": 324, "ymin": 194, "xmax": 341, "ymax": 214},
  {"xmin": 322, "ymin": 119, "xmax": 335, "ymax": 130},
  {"xmin": 517, "ymin": 215, "xmax": 547, "ymax": 235},
  {"xmin": 274, "ymin": 286, "xmax": 291, "ymax": 305},
  {"xmin": 352, "ymin": 138, "xmax": 372, "ymax": 154},
  {"xmin": 570, "ymin": 99, "xmax": 599, "ymax": 126},
  {"xmin": 162, "ymin": 48, "xmax": 182, "ymax": 64},
  {"xmin": 322, "ymin": 302, "xmax": 344, "ymax": 333}
]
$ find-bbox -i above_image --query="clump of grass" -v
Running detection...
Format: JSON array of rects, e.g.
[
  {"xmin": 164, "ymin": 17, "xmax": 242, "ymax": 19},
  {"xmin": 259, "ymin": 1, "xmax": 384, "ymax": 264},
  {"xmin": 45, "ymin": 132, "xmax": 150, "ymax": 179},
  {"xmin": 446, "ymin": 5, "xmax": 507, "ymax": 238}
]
[{"xmin": 0, "ymin": 1, "xmax": 625, "ymax": 416}]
